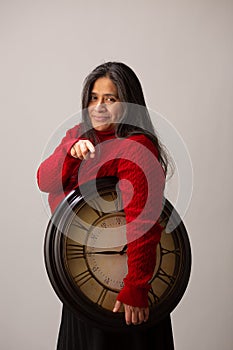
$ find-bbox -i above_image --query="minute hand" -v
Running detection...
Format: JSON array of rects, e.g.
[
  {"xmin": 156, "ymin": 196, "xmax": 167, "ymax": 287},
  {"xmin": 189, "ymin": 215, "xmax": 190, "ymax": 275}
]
[
  {"xmin": 87, "ymin": 250, "xmax": 123, "ymax": 255},
  {"xmin": 87, "ymin": 246, "xmax": 127, "ymax": 255}
]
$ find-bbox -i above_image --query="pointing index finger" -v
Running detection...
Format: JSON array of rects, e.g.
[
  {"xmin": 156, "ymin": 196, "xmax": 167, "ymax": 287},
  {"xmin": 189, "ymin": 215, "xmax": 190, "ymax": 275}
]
[{"xmin": 85, "ymin": 140, "xmax": 95, "ymax": 157}]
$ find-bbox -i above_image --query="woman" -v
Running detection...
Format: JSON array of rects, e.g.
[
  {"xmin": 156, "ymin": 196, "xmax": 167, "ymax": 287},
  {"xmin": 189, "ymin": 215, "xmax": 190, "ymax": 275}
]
[{"xmin": 37, "ymin": 62, "xmax": 174, "ymax": 349}]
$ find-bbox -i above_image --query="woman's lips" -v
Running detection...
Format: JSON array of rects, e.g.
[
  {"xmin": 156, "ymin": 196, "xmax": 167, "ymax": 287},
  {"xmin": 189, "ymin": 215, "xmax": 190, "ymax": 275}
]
[{"xmin": 92, "ymin": 114, "xmax": 110, "ymax": 122}]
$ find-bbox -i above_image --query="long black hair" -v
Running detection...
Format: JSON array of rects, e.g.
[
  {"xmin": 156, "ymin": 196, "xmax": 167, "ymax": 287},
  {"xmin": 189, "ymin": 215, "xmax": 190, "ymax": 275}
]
[{"xmin": 81, "ymin": 61, "xmax": 171, "ymax": 176}]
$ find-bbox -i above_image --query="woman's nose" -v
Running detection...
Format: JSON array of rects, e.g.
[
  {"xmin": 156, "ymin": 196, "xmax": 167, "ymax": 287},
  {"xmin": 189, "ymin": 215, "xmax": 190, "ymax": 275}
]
[{"xmin": 94, "ymin": 99, "xmax": 107, "ymax": 112}]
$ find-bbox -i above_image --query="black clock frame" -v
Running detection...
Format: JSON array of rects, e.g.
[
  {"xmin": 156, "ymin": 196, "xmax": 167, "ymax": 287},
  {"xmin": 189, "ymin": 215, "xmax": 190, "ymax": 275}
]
[{"xmin": 44, "ymin": 176, "xmax": 191, "ymax": 332}]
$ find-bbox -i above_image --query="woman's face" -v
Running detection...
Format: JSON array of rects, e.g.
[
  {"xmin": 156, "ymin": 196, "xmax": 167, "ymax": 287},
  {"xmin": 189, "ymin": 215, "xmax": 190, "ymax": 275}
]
[{"xmin": 88, "ymin": 76, "xmax": 123, "ymax": 131}]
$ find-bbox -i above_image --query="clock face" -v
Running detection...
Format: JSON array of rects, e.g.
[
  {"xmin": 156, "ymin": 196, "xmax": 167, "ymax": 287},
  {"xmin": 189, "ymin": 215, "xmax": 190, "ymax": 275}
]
[
  {"xmin": 64, "ymin": 210, "xmax": 127, "ymax": 311},
  {"xmin": 44, "ymin": 177, "xmax": 191, "ymax": 331}
]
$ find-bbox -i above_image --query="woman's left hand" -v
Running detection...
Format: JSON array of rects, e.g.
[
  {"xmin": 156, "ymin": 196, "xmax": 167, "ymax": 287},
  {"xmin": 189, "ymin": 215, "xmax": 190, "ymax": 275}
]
[{"xmin": 113, "ymin": 300, "xmax": 149, "ymax": 326}]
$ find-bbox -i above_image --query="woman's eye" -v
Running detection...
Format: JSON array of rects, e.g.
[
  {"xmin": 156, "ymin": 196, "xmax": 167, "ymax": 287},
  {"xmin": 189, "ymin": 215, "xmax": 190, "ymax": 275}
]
[
  {"xmin": 89, "ymin": 95, "xmax": 117, "ymax": 104},
  {"xmin": 105, "ymin": 97, "xmax": 116, "ymax": 104},
  {"xmin": 90, "ymin": 95, "xmax": 97, "ymax": 101}
]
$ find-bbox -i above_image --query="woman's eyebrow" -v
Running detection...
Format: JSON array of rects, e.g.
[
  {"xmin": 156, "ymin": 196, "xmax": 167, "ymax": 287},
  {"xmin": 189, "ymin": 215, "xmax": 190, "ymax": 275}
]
[
  {"xmin": 91, "ymin": 91, "xmax": 117, "ymax": 97},
  {"xmin": 91, "ymin": 92, "xmax": 119, "ymax": 98}
]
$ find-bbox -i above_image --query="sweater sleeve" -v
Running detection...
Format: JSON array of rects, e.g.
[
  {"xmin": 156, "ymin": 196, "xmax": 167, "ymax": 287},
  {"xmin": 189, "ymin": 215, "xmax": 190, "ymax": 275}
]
[
  {"xmin": 37, "ymin": 125, "xmax": 81, "ymax": 194},
  {"xmin": 116, "ymin": 135, "xmax": 165, "ymax": 307}
]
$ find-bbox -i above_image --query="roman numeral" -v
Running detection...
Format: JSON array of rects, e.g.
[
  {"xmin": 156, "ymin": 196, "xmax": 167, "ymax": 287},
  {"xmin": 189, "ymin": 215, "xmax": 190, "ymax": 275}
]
[
  {"xmin": 88, "ymin": 199, "xmax": 104, "ymax": 217},
  {"xmin": 161, "ymin": 247, "xmax": 180, "ymax": 257},
  {"xmin": 73, "ymin": 270, "xmax": 92, "ymax": 287},
  {"xmin": 66, "ymin": 243, "xmax": 84, "ymax": 260},
  {"xmin": 156, "ymin": 268, "xmax": 175, "ymax": 286},
  {"xmin": 72, "ymin": 218, "xmax": 89, "ymax": 231},
  {"xmin": 148, "ymin": 287, "xmax": 160, "ymax": 305},
  {"xmin": 96, "ymin": 288, "xmax": 108, "ymax": 306}
]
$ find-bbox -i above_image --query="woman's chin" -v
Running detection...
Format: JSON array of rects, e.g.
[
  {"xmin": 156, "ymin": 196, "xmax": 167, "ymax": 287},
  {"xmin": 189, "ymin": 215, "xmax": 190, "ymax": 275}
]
[{"xmin": 93, "ymin": 124, "xmax": 114, "ymax": 132}]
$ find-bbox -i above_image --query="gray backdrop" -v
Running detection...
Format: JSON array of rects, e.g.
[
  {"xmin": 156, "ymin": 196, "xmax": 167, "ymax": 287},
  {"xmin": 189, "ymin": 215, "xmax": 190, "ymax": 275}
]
[{"xmin": 1, "ymin": 1, "xmax": 232, "ymax": 349}]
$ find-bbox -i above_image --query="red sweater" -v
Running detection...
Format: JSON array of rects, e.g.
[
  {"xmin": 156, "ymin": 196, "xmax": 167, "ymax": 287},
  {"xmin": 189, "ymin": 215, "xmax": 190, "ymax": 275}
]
[{"xmin": 37, "ymin": 125, "xmax": 165, "ymax": 307}]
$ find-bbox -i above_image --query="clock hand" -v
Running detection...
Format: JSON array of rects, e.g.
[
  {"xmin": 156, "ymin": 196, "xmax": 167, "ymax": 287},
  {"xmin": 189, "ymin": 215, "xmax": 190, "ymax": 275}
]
[
  {"xmin": 87, "ymin": 248, "xmax": 127, "ymax": 255},
  {"xmin": 119, "ymin": 244, "xmax": 127, "ymax": 255}
]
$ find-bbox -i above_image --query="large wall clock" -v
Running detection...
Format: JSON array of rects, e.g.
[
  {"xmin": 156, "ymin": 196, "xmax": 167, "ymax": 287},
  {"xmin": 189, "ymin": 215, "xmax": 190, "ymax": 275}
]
[{"xmin": 44, "ymin": 176, "xmax": 191, "ymax": 331}]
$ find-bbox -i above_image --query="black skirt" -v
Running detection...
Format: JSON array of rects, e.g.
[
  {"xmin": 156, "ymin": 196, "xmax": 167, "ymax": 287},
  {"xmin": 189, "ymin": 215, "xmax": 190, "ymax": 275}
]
[{"xmin": 56, "ymin": 305, "xmax": 174, "ymax": 350}]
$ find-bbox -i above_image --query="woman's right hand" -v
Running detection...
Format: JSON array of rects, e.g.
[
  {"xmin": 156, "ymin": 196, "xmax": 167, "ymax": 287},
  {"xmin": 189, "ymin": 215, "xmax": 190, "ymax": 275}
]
[{"xmin": 70, "ymin": 140, "xmax": 95, "ymax": 160}]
